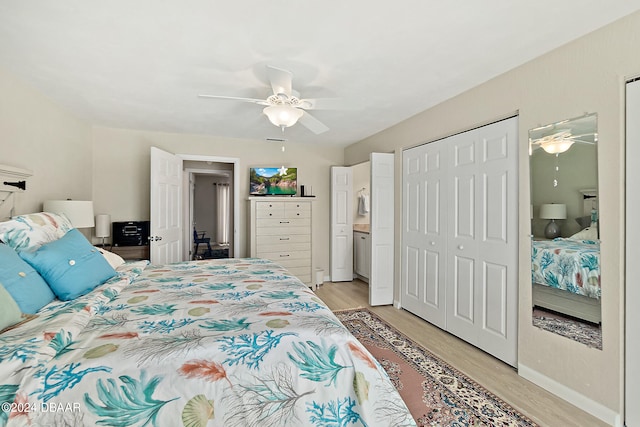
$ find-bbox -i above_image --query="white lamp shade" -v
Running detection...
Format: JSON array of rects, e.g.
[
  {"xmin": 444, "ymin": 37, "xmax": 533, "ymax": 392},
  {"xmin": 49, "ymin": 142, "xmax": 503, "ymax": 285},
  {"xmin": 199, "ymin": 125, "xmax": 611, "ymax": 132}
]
[
  {"xmin": 43, "ymin": 200, "xmax": 95, "ymax": 228},
  {"xmin": 263, "ymin": 105, "xmax": 304, "ymax": 128},
  {"xmin": 95, "ymin": 214, "xmax": 111, "ymax": 238},
  {"xmin": 539, "ymin": 203, "xmax": 567, "ymax": 220},
  {"xmin": 540, "ymin": 139, "xmax": 575, "ymax": 154}
]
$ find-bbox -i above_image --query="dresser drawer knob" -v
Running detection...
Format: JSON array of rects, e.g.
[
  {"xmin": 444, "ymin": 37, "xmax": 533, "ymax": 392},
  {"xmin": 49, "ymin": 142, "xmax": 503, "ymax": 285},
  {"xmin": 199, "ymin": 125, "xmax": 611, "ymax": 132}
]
[
  {"xmin": 279, "ymin": 237, "xmax": 290, "ymax": 241},
  {"xmin": 280, "ymin": 221, "xmax": 289, "ymax": 224},
  {"xmin": 280, "ymin": 254, "xmax": 290, "ymax": 257}
]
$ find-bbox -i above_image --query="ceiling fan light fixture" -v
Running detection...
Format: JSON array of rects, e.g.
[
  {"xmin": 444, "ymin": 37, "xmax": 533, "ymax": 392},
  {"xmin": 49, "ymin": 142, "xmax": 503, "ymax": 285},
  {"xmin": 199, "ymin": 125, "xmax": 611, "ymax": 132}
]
[
  {"xmin": 540, "ymin": 138, "xmax": 575, "ymax": 154},
  {"xmin": 263, "ymin": 104, "xmax": 303, "ymax": 128}
]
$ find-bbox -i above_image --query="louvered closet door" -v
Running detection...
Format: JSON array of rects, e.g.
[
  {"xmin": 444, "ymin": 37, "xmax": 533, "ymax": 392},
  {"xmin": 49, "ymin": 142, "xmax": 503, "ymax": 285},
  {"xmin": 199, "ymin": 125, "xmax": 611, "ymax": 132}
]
[
  {"xmin": 402, "ymin": 142, "xmax": 448, "ymax": 329},
  {"xmin": 446, "ymin": 117, "xmax": 518, "ymax": 366}
]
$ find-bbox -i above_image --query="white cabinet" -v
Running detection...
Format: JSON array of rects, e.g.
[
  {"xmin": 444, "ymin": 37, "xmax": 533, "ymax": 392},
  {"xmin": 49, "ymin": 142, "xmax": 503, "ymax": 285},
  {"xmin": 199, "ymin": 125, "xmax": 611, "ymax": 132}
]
[
  {"xmin": 353, "ymin": 231, "xmax": 370, "ymax": 280},
  {"xmin": 248, "ymin": 198, "xmax": 312, "ymax": 285}
]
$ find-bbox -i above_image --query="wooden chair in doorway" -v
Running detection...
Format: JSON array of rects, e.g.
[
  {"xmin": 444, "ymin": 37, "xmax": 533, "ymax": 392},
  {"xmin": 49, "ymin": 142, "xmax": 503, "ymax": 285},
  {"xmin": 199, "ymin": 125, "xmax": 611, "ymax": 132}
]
[{"xmin": 193, "ymin": 227, "xmax": 212, "ymax": 258}]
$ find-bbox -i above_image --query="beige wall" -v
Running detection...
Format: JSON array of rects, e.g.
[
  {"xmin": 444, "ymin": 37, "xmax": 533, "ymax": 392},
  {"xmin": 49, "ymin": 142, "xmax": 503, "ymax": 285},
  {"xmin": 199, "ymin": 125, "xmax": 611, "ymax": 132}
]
[
  {"xmin": 0, "ymin": 68, "xmax": 92, "ymax": 218},
  {"xmin": 91, "ymin": 126, "xmax": 344, "ymax": 273},
  {"xmin": 345, "ymin": 11, "xmax": 640, "ymax": 422}
]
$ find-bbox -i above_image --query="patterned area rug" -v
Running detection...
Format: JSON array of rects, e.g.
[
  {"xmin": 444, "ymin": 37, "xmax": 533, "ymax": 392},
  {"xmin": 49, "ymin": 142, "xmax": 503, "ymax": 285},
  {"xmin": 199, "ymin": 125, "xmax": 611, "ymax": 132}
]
[
  {"xmin": 335, "ymin": 308, "xmax": 537, "ymax": 427},
  {"xmin": 532, "ymin": 308, "xmax": 602, "ymax": 350}
]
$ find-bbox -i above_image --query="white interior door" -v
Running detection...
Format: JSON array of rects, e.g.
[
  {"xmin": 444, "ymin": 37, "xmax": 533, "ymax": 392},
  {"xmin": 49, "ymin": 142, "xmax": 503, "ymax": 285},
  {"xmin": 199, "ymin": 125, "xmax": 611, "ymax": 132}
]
[
  {"xmin": 626, "ymin": 77, "xmax": 640, "ymax": 426},
  {"xmin": 370, "ymin": 152, "xmax": 394, "ymax": 306},
  {"xmin": 330, "ymin": 166, "xmax": 353, "ymax": 281},
  {"xmin": 402, "ymin": 141, "xmax": 448, "ymax": 328},
  {"xmin": 150, "ymin": 147, "xmax": 183, "ymax": 264},
  {"xmin": 446, "ymin": 117, "xmax": 518, "ymax": 366}
]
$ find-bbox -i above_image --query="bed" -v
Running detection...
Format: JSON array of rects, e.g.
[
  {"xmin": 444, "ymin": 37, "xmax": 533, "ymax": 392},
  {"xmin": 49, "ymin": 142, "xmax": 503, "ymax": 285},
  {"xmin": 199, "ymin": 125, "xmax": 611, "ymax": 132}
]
[
  {"xmin": 0, "ymin": 213, "xmax": 415, "ymax": 427},
  {"xmin": 531, "ymin": 236, "xmax": 601, "ymax": 323}
]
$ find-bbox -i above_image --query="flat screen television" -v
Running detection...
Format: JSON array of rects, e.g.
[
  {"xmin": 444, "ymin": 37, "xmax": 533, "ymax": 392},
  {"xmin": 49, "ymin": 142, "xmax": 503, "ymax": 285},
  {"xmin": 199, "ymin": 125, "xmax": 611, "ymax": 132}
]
[{"xmin": 250, "ymin": 167, "xmax": 297, "ymax": 196}]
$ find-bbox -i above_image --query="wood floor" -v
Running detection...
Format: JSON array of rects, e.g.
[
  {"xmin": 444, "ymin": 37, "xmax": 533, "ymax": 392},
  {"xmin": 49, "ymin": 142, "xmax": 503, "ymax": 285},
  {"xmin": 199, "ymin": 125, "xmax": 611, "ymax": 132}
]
[{"xmin": 315, "ymin": 279, "xmax": 607, "ymax": 427}]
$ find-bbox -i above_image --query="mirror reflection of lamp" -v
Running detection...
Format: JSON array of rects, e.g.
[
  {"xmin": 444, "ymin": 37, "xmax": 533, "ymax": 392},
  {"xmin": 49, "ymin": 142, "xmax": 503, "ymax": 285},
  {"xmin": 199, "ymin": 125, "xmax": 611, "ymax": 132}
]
[{"xmin": 539, "ymin": 203, "xmax": 566, "ymax": 239}]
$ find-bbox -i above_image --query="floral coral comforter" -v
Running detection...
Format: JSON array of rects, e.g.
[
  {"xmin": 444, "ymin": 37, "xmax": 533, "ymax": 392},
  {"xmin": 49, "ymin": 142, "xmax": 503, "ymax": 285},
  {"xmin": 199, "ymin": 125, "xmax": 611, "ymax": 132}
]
[
  {"xmin": 531, "ymin": 238, "xmax": 601, "ymax": 299},
  {"xmin": 0, "ymin": 258, "xmax": 414, "ymax": 427}
]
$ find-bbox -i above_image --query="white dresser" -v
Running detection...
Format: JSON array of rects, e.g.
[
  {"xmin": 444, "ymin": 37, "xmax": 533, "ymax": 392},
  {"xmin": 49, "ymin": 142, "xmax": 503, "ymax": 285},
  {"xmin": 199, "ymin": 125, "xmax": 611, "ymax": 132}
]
[{"xmin": 248, "ymin": 197, "xmax": 313, "ymax": 285}]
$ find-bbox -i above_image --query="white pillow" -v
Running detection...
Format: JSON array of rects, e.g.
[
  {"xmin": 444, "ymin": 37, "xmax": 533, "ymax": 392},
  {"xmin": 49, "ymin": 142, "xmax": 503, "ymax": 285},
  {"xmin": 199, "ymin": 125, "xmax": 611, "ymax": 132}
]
[
  {"xmin": 96, "ymin": 247, "xmax": 126, "ymax": 269},
  {"xmin": 570, "ymin": 226, "xmax": 598, "ymax": 241}
]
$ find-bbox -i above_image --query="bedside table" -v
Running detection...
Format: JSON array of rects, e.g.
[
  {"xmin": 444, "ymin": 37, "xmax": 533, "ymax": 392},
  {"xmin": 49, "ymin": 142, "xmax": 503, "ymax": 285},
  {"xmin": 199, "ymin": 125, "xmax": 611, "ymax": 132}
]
[{"xmin": 109, "ymin": 245, "xmax": 150, "ymax": 261}]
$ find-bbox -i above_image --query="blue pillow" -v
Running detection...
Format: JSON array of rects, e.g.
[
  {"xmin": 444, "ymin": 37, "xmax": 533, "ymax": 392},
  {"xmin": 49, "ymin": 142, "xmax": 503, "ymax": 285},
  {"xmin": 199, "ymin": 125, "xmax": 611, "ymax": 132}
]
[
  {"xmin": 19, "ymin": 228, "xmax": 117, "ymax": 301},
  {"xmin": 0, "ymin": 244, "xmax": 55, "ymax": 314}
]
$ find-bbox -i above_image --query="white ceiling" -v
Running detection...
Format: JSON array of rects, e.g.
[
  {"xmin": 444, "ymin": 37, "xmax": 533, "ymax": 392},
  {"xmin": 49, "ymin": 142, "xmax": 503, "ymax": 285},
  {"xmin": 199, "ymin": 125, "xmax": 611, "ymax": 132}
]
[{"xmin": 1, "ymin": 1, "xmax": 639, "ymax": 147}]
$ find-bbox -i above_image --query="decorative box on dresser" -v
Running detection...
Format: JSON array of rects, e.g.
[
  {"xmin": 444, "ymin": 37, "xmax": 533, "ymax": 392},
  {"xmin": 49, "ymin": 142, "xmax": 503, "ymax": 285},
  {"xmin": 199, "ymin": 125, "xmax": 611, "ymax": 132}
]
[{"xmin": 248, "ymin": 197, "xmax": 313, "ymax": 286}]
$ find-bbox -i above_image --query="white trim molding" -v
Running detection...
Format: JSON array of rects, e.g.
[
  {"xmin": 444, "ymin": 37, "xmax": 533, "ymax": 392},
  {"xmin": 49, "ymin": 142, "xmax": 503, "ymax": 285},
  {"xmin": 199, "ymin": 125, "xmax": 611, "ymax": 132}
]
[{"xmin": 518, "ymin": 363, "xmax": 621, "ymax": 427}]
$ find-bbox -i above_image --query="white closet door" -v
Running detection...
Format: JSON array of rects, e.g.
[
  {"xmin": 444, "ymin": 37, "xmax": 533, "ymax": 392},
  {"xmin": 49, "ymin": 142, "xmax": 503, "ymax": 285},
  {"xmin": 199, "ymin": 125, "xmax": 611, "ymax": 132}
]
[
  {"xmin": 330, "ymin": 167, "xmax": 353, "ymax": 282},
  {"xmin": 446, "ymin": 130, "xmax": 480, "ymax": 342},
  {"xmin": 626, "ymin": 78, "xmax": 640, "ymax": 426},
  {"xmin": 401, "ymin": 117, "xmax": 518, "ymax": 366},
  {"xmin": 402, "ymin": 142, "xmax": 448, "ymax": 328},
  {"xmin": 476, "ymin": 118, "xmax": 517, "ymax": 366},
  {"xmin": 446, "ymin": 117, "xmax": 518, "ymax": 366},
  {"xmin": 369, "ymin": 153, "xmax": 394, "ymax": 306}
]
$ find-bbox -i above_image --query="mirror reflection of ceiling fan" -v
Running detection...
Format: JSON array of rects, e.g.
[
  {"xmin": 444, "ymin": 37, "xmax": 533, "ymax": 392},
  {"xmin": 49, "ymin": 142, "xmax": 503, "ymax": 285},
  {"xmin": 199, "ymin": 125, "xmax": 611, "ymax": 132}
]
[
  {"xmin": 198, "ymin": 66, "xmax": 333, "ymax": 134},
  {"xmin": 529, "ymin": 129, "xmax": 597, "ymax": 154}
]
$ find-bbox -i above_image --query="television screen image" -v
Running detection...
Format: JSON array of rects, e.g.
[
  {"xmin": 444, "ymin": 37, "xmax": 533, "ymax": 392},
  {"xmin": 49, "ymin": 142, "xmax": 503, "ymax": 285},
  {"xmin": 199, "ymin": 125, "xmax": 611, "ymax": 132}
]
[{"xmin": 250, "ymin": 167, "xmax": 297, "ymax": 196}]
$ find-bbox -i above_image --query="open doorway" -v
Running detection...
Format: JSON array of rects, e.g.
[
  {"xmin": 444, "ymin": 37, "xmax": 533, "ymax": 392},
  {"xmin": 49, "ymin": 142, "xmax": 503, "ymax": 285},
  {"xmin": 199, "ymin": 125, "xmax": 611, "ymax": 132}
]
[
  {"xmin": 190, "ymin": 171, "xmax": 232, "ymax": 259},
  {"xmin": 183, "ymin": 158, "xmax": 237, "ymax": 261}
]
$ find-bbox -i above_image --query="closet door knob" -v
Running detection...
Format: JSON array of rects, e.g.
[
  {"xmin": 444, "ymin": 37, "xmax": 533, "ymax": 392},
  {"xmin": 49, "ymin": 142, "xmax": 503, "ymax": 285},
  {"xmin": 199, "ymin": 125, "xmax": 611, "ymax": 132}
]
[
  {"xmin": 430, "ymin": 241, "xmax": 435, "ymax": 246},
  {"xmin": 457, "ymin": 245, "xmax": 464, "ymax": 250}
]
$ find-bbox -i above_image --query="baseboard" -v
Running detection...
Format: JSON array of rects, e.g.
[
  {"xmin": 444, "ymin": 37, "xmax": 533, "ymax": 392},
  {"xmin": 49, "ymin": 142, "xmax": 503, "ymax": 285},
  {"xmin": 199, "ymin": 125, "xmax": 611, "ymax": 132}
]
[{"xmin": 518, "ymin": 363, "xmax": 621, "ymax": 426}]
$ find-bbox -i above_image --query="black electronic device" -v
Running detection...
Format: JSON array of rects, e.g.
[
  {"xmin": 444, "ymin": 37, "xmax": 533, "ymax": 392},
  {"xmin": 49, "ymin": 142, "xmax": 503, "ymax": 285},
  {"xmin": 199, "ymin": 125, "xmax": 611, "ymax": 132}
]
[{"xmin": 112, "ymin": 221, "xmax": 150, "ymax": 246}]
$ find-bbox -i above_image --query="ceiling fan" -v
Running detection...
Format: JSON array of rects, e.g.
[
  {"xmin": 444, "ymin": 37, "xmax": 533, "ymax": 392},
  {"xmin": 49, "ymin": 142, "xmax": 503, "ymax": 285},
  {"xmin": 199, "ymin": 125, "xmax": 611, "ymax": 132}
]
[
  {"xmin": 529, "ymin": 129, "xmax": 597, "ymax": 154},
  {"xmin": 198, "ymin": 66, "xmax": 331, "ymax": 134}
]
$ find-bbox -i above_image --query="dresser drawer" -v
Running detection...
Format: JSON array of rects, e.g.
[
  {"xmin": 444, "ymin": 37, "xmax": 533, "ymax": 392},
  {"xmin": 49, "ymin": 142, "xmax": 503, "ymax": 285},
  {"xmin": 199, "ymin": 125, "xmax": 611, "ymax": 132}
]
[
  {"xmin": 256, "ymin": 217, "xmax": 310, "ymax": 228},
  {"xmin": 256, "ymin": 226, "xmax": 310, "ymax": 236},
  {"xmin": 257, "ymin": 241, "xmax": 311, "ymax": 253},
  {"xmin": 284, "ymin": 203, "xmax": 311, "ymax": 219},
  {"xmin": 256, "ymin": 202, "xmax": 285, "ymax": 218},
  {"xmin": 286, "ymin": 268, "xmax": 311, "ymax": 283},
  {"xmin": 257, "ymin": 234, "xmax": 310, "ymax": 245},
  {"xmin": 257, "ymin": 250, "xmax": 311, "ymax": 261}
]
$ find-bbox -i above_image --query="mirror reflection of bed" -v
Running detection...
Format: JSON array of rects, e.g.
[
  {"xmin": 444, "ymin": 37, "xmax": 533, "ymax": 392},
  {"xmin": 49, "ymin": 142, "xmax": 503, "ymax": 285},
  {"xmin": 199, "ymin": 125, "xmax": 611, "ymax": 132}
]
[{"xmin": 529, "ymin": 113, "xmax": 601, "ymax": 349}]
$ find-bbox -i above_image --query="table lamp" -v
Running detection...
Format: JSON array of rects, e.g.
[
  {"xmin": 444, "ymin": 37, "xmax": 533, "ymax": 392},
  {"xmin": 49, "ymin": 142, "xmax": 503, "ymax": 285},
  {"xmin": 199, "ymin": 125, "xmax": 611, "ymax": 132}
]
[
  {"xmin": 539, "ymin": 203, "xmax": 566, "ymax": 239},
  {"xmin": 95, "ymin": 214, "xmax": 111, "ymax": 247}
]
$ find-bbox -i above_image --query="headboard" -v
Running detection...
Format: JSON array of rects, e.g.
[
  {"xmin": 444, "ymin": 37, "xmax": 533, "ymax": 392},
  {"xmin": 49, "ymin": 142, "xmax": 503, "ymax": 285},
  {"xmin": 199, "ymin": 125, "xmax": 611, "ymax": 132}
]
[
  {"xmin": 0, "ymin": 164, "xmax": 33, "ymax": 220},
  {"xmin": 578, "ymin": 188, "xmax": 598, "ymax": 229}
]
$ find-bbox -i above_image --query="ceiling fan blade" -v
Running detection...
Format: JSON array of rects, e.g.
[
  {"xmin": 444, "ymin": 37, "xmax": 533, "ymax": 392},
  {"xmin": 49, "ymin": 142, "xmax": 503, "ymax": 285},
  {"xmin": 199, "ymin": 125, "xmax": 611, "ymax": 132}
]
[
  {"xmin": 298, "ymin": 111, "xmax": 329, "ymax": 134},
  {"xmin": 297, "ymin": 98, "xmax": 352, "ymax": 110},
  {"xmin": 198, "ymin": 94, "xmax": 269, "ymax": 106},
  {"xmin": 266, "ymin": 66, "xmax": 293, "ymax": 97}
]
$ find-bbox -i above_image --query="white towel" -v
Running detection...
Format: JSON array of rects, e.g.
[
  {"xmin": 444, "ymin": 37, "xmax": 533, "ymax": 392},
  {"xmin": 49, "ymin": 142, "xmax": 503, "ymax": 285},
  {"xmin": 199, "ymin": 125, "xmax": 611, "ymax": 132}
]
[{"xmin": 358, "ymin": 194, "xmax": 370, "ymax": 215}]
